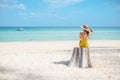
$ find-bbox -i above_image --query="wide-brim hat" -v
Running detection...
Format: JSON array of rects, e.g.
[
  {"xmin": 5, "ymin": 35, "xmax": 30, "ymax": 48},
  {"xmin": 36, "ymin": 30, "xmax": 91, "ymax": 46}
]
[{"xmin": 80, "ymin": 26, "xmax": 91, "ymax": 32}]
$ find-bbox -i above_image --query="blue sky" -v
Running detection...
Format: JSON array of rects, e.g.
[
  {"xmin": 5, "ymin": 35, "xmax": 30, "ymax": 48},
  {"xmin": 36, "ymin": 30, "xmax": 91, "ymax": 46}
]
[{"xmin": 0, "ymin": 0, "xmax": 120, "ymax": 27}]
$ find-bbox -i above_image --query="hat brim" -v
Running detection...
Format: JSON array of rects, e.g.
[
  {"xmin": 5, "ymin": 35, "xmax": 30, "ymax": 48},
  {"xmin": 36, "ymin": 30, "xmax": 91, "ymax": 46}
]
[{"xmin": 80, "ymin": 26, "xmax": 91, "ymax": 32}]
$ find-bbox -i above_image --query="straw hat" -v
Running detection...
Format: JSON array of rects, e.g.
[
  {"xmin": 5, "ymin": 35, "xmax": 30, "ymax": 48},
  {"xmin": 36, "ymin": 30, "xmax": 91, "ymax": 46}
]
[{"xmin": 81, "ymin": 25, "xmax": 93, "ymax": 33}]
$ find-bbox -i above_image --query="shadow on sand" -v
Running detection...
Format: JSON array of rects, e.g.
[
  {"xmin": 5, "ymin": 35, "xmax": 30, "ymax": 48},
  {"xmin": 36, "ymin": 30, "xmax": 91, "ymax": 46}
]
[
  {"xmin": 53, "ymin": 60, "xmax": 70, "ymax": 66},
  {"xmin": 0, "ymin": 66, "xmax": 14, "ymax": 74},
  {"xmin": 0, "ymin": 66, "xmax": 44, "ymax": 80}
]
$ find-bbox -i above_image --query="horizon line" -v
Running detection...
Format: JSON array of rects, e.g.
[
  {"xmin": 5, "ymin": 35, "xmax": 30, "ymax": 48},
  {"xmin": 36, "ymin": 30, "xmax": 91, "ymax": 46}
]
[{"xmin": 0, "ymin": 26, "xmax": 120, "ymax": 28}]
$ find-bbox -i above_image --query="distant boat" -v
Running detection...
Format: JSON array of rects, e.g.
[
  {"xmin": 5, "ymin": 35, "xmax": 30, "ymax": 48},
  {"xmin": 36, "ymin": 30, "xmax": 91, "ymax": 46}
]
[{"xmin": 18, "ymin": 28, "xmax": 24, "ymax": 31}]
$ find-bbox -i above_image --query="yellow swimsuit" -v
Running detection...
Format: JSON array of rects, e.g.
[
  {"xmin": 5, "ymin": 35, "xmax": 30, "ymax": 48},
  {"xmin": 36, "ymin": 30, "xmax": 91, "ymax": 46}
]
[
  {"xmin": 79, "ymin": 40, "xmax": 89, "ymax": 48},
  {"xmin": 79, "ymin": 32, "xmax": 89, "ymax": 48}
]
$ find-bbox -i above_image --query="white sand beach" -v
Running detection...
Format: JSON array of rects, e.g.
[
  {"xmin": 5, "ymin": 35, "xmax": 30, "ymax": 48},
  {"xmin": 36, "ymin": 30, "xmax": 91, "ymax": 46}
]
[{"xmin": 0, "ymin": 40, "xmax": 120, "ymax": 80}]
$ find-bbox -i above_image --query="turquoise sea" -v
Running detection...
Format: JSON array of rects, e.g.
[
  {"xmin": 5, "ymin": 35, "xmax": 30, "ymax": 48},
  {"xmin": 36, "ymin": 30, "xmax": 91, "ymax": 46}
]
[{"xmin": 0, "ymin": 27, "xmax": 120, "ymax": 42}]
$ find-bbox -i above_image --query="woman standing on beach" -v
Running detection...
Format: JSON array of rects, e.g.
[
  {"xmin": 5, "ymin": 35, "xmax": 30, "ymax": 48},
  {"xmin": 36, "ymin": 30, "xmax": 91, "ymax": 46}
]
[{"xmin": 69, "ymin": 25, "xmax": 93, "ymax": 68}]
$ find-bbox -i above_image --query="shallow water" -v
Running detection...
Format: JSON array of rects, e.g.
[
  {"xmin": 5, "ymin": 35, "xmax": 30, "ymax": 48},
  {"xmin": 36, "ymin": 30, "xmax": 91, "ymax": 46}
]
[{"xmin": 0, "ymin": 27, "xmax": 120, "ymax": 42}]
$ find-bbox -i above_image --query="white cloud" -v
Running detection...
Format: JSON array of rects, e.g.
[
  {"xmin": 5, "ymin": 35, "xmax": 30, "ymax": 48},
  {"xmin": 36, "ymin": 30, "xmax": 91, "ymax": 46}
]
[
  {"xmin": 30, "ymin": 12, "xmax": 36, "ymax": 16},
  {"xmin": 18, "ymin": 12, "xmax": 38, "ymax": 18},
  {"xmin": 0, "ymin": 0, "xmax": 17, "ymax": 4},
  {"xmin": 14, "ymin": 3, "xmax": 26, "ymax": 10},
  {"xmin": 43, "ymin": 0, "xmax": 83, "ymax": 8},
  {"xmin": 18, "ymin": 11, "xmax": 66, "ymax": 20},
  {"xmin": 0, "ymin": 0, "xmax": 26, "ymax": 10}
]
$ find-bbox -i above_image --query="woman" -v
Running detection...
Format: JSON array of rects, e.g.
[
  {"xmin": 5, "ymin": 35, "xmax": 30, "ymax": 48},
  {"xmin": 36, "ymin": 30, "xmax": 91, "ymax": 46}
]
[
  {"xmin": 80, "ymin": 25, "xmax": 93, "ymax": 48},
  {"xmin": 68, "ymin": 25, "xmax": 93, "ymax": 68}
]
